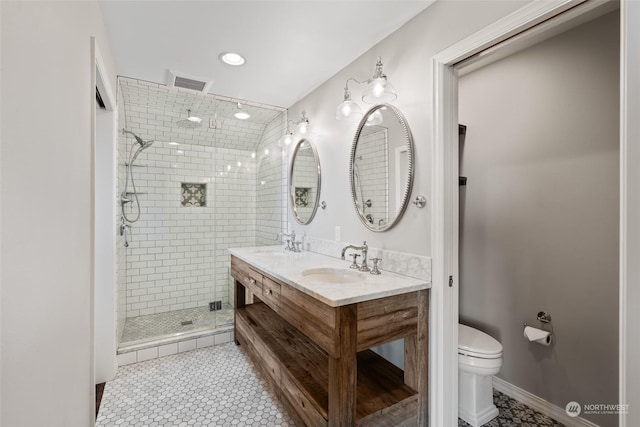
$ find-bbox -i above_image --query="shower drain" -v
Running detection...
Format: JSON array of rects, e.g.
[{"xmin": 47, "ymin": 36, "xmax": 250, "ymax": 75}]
[{"xmin": 181, "ymin": 320, "xmax": 194, "ymax": 326}]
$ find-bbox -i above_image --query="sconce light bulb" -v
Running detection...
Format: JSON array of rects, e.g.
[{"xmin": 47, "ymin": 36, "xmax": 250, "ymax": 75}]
[
  {"xmin": 362, "ymin": 76, "xmax": 397, "ymax": 104},
  {"xmin": 336, "ymin": 100, "xmax": 363, "ymax": 121},
  {"xmin": 282, "ymin": 133, "xmax": 294, "ymax": 146},
  {"xmin": 251, "ymin": 152, "xmax": 256, "ymax": 159},
  {"xmin": 372, "ymin": 79, "xmax": 386, "ymax": 98}
]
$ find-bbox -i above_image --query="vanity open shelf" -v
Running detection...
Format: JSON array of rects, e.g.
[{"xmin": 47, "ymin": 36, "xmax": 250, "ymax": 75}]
[{"xmin": 231, "ymin": 252, "xmax": 428, "ymax": 426}]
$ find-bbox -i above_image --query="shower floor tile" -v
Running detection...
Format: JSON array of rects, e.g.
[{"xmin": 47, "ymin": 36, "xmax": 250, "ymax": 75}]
[
  {"xmin": 99, "ymin": 342, "xmax": 564, "ymax": 427},
  {"xmin": 121, "ymin": 306, "xmax": 233, "ymax": 345},
  {"xmin": 96, "ymin": 343, "xmax": 294, "ymax": 427}
]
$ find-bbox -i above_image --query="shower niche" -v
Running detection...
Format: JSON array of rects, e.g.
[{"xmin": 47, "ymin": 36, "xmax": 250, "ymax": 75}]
[
  {"xmin": 181, "ymin": 183, "xmax": 207, "ymax": 207},
  {"xmin": 116, "ymin": 76, "xmax": 287, "ymax": 350}
]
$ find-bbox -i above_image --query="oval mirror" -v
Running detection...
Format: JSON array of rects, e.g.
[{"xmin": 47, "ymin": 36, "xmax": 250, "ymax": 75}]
[
  {"xmin": 350, "ymin": 104, "xmax": 414, "ymax": 232},
  {"xmin": 289, "ymin": 139, "xmax": 321, "ymax": 225}
]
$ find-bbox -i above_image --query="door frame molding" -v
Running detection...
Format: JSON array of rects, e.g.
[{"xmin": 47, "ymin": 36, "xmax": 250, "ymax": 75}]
[{"xmin": 429, "ymin": 1, "xmax": 628, "ymax": 425}]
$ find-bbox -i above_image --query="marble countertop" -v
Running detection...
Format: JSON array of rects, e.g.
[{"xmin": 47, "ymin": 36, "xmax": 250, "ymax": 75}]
[{"xmin": 228, "ymin": 246, "xmax": 430, "ymax": 307}]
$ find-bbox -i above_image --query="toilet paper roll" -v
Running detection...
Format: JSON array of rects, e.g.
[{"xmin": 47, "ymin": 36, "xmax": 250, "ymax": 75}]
[{"xmin": 524, "ymin": 325, "xmax": 552, "ymax": 346}]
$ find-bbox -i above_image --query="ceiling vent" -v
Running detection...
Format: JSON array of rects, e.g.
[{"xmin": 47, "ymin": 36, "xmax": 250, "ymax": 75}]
[{"xmin": 166, "ymin": 70, "xmax": 213, "ymax": 93}]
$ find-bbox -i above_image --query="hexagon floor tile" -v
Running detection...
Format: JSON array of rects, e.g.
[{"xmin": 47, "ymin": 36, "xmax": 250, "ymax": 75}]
[
  {"xmin": 97, "ymin": 342, "xmax": 564, "ymax": 426},
  {"xmin": 96, "ymin": 343, "xmax": 294, "ymax": 426}
]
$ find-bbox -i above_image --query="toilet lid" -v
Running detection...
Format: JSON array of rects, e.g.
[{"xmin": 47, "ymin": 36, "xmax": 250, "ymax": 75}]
[{"xmin": 458, "ymin": 324, "xmax": 503, "ymax": 358}]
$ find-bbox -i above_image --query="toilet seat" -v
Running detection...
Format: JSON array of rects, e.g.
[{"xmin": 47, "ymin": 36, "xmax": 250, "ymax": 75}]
[
  {"xmin": 459, "ymin": 348, "xmax": 502, "ymax": 359},
  {"xmin": 458, "ymin": 324, "xmax": 503, "ymax": 359}
]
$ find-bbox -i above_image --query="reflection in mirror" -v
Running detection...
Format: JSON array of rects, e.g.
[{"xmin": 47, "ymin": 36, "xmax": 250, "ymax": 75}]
[
  {"xmin": 350, "ymin": 104, "xmax": 414, "ymax": 232},
  {"xmin": 289, "ymin": 139, "xmax": 321, "ymax": 225}
]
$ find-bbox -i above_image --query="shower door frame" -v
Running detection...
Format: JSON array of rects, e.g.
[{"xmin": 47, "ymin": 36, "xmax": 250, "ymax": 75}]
[{"xmin": 430, "ymin": 1, "xmax": 634, "ymax": 426}]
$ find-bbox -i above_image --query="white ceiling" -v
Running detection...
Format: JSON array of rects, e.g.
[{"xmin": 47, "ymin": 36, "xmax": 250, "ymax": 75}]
[{"xmin": 99, "ymin": 1, "xmax": 432, "ymax": 108}]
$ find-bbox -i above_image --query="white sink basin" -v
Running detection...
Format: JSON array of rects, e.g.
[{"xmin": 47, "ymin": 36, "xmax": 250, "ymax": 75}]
[{"xmin": 301, "ymin": 268, "xmax": 366, "ymax": 284}]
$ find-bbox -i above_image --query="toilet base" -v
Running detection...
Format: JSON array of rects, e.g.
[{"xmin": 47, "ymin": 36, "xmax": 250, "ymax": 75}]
[{"xmin": 459, "ymin": 371, "xmax": 499, "ymax": 427}]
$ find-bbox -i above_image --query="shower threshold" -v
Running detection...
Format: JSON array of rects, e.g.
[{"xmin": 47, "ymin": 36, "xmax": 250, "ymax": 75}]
[{"xmin": 118, "ymin": 306, "xmax": 233, "ymax": 354}]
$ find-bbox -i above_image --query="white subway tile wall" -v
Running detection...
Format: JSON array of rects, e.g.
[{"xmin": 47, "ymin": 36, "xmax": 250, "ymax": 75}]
[
  {"xmin": 118, "ymin": 77, "xmax": 282, "ymax": 151},
  {"xmin": 256, "ymin": 115, "xmax": 287, "ymax": 246},
  {"xmin": 116, "ymin": 77, "xmax": 286, "ymax": 344},
  {"xmin": 355, "ymin": 127, "xmax": 389, "ymax": 226},
  {"xmin": 120, "ymin": 142, "xmax": 255, "ymax": 318}
]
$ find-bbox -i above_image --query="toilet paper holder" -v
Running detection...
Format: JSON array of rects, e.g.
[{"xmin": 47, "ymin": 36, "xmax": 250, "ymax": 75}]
[
  {"xmin": 524, "ymin": 311, "xmax": 554, "ymax": 338},
  {"xmin": 536, "ymin": 311, "xmax": 552, "ymax": 323}
]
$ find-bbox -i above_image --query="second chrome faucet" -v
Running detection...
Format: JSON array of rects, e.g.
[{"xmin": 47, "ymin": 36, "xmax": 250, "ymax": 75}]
[
  {"xmin": 277, "ymin": 231, "xmax": 302, "ymax": 252},
  {"xmin": 341, "ymin": 241, "xmax": 370, "ymax": 272}
]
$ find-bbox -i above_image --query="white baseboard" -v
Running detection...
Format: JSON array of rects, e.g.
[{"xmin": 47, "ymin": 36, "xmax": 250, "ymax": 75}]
[{"xmin": 493, "ymin": 376, "xmax": 600, "ymax": 427}]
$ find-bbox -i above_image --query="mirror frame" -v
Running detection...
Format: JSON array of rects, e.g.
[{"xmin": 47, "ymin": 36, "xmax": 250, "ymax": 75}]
[
  {"xmin": 289, "ymin": 138, "xmax": 322, "ymax": 225},
  {"xmin": 349, "ymin": 103, "xmax": 414, "ymax": 232}
]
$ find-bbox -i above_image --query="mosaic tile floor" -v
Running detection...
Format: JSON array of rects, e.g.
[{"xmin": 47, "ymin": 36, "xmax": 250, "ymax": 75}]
[
  {"xmin": 121, "ymin": 306, "xmax": 234, "ymax": 344},
  {"xmin": 97, "ymin": 343, "xmax": 294, "ymax": 427},
  {"xmin": 458, "ymin": 390, "xmax": 564, "ymax": 426},
  {"xmin": 99, "ymin": 342, "xmax": 564, "ymax": 427}
]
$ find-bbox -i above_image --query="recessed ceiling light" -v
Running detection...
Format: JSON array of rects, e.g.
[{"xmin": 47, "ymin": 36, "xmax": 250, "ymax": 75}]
[
  {"xmin": 169, "ymin": 142, "xmax": 179, "ymax": 146},
  {"xmin": 219, "ymin": 52, "xmax": 246, "ymax": 66}
]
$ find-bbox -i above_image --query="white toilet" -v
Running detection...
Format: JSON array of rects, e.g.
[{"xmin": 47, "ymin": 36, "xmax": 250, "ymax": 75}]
[{"xmin": 458, "ymin": 324, "xmax": 503, "ymax": 427}]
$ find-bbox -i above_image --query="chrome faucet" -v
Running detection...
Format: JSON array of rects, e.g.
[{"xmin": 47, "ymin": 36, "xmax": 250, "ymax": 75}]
[
  {"xmin": 341, "ymin": 240, "xmax": 370, "ymax": 272},
  {"xmin": 277, "ymin": 231, "xmax": 301, "ymax": 252}
]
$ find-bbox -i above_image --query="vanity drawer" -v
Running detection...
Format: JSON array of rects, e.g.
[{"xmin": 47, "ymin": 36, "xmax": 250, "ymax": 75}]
[
  {"xmin": 262, "ymin": 276, "xmax": 281, "ymax": 312},
  {"xmin": 231, "ymin": 257, "xmax": 251, "ymax": 283},
  {"xmin": 231, "ymin": 257, "xmax": 263, "ymax": 297}
]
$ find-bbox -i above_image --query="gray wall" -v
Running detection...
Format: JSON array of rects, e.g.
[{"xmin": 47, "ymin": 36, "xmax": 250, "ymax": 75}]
[
  {"xmin": 283, "ymin": 0, "xmax": 529, "ymax": 373},
  {"xmin": 286, "ymin": 0, "xmax": 530, "ymax": 255},
  {"xmin": 458, "ymin": 12, "xmax": 619, "ymax": 427}
]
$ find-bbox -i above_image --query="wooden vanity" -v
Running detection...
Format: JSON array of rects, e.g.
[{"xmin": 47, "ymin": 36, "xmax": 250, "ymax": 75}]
[{"xmin": 230, "ymin": 248, "xmax": 429, "ymax": 426}]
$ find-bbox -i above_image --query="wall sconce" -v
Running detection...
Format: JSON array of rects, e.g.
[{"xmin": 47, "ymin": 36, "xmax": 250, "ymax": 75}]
[
  {"xmin": 281, "ymin": 125, "xmax": 294, "ymax": 146},
  {"xmin": 281, "ymin": 110, "xmax": 314, "ymax": 145},
  {"xmin": 336, "ymin": 57, "xmax": 397, "ymax": 121},
  {"xmin": 296, "ymin": 110, "xmax": 312, "ymax": 135}
]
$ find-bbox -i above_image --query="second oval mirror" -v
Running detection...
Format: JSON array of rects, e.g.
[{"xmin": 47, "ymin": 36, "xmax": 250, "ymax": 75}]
[
  {"xmin": 290, "ymin": 139, "xmax": 321, "ymax": 225},
  {"xmin": 350, "ymin": 104, "xmax": 414, "ymax": 232}
]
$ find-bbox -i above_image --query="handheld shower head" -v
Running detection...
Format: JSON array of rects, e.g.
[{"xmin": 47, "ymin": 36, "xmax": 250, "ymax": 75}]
[
  {"xmin": 140, "ymin": 140, "xmax": 154, "ymax": 150},
  {"xmin": 122, "ymin": 128, "xmax": 154, "ymax": 147}
]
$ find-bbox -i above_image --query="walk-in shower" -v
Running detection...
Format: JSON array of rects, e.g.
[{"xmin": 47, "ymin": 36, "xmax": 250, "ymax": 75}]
[{"xmin": 116, "ymin": 77, "xmax": 286, "ymax": 350}]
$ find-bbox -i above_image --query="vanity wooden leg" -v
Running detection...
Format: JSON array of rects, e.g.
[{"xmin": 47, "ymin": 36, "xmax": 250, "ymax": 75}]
[
  {"xmin": 411, "ymin": 290, "xmax": 428, "ymax": 426},
  {"xmin": 328, "ymin": 305, "xmax": 357, "ymax": 427},
  {"xmin": 234, "ymin": 280, "xmax": 246, "ymax": 345}
]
